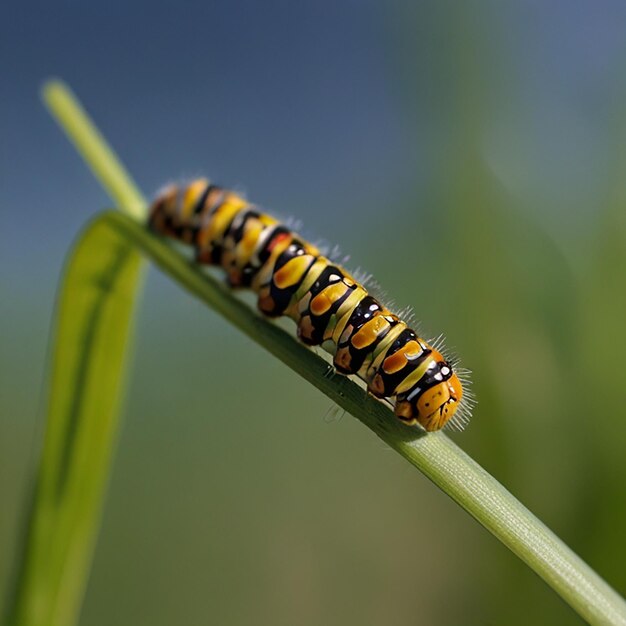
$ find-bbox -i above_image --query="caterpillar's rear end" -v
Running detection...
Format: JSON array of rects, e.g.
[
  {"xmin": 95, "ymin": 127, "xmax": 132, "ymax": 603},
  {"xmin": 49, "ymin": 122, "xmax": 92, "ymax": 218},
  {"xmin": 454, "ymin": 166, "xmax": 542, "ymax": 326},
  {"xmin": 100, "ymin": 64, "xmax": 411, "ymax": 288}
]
[{"xmin": 148, "ymin": 179, "xmax": 472, "ymax": 432}]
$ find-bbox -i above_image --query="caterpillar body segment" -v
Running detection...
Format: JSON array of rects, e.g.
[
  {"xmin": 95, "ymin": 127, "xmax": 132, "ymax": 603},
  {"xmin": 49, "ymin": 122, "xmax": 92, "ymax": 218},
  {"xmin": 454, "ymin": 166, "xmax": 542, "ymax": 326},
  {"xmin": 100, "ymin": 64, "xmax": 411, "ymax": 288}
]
[{"xmin": 148, "ymin": 179, "xmax": 470, "ymax": 432}]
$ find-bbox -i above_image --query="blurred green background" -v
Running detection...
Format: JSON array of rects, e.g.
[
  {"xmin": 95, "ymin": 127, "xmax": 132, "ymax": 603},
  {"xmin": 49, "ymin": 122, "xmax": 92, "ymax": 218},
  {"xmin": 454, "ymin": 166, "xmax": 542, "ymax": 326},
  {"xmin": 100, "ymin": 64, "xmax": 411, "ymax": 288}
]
[{"xmin": 2, "ymin": 2, "xmax": 625, "ymax": 624}]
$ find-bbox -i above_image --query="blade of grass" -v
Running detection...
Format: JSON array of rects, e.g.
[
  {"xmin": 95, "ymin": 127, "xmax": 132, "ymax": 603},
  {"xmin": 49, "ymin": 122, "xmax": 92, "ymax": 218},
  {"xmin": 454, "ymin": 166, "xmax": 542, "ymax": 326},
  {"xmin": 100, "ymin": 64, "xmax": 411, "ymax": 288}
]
[
  {"xmin": 7, "ymin": 222, "xmax": 142, "ymax": 626},
  {"xmin": 101, "ymin": 210, "xmax": 626, "ymax": 626},
  {"xmin": 6, "ymin": 81, "xmax": 147, "ymax": 625}
]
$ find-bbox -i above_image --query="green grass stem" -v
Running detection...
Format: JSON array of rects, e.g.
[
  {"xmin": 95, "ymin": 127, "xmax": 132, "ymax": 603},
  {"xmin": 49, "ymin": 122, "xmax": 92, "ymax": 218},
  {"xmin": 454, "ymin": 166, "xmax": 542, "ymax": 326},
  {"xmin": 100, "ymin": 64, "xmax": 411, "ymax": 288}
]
[
  {"xmin": 7, "ymin": 219, "xmax": 143, "ymax": 626},
  {"xmin": 6, "ymin": 81, "xmax": 147, "ymax": 626},
  {"xmin": 107, "ymin": 211, "xmax": 626, "ymax": 626}
]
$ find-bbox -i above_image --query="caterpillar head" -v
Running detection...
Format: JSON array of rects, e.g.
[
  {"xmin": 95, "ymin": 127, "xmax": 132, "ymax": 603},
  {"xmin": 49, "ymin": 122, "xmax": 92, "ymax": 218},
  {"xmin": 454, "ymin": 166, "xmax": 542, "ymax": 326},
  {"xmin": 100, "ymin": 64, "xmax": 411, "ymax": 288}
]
[
  {"xmin": 414, "ymin": 370, "xmax": 463, "ymax": 431},
  {"xmin": 395, "ymin": 355, "xmax": 466, "ymax": 432}
]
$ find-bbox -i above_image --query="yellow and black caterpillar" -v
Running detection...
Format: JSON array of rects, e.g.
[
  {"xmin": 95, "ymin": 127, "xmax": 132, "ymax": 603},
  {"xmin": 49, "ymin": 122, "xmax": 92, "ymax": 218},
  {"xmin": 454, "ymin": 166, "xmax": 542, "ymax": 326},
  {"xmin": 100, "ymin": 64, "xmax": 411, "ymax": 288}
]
[{"xmin": 148, "ymin": 179, "xmax": 471, "ymax": 431}]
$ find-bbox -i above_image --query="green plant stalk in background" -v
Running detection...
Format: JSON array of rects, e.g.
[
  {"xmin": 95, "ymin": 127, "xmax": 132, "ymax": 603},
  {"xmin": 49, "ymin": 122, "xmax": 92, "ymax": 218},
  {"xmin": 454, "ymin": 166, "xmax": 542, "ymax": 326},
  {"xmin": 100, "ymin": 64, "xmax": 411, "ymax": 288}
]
[
  {"xmin": 7, "ymin": 80, "xmax": 626, "ymax": 626},
  {"xmin": 7, "ymin": 220, "xmax": 143, "ymax": 626},
  {"xmin": 6, "ymin": 82, "xmax": 147, "ymax": 626}
]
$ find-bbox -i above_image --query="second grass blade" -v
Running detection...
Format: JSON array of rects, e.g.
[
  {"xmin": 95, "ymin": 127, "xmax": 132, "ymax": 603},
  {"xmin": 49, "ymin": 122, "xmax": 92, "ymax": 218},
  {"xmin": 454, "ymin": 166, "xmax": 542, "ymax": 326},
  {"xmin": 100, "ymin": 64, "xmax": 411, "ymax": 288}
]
[{"xmin": 7, "ymin": 219, "xmax": 143, "ymax": 626}]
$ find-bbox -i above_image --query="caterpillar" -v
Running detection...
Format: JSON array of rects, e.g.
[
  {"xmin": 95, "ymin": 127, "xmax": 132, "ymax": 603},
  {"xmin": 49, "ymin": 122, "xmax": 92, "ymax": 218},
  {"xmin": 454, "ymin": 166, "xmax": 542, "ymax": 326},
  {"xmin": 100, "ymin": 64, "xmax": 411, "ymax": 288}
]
[{"xmin": 148, "ymin": 179, "xmax": 472, "ymax": 432}]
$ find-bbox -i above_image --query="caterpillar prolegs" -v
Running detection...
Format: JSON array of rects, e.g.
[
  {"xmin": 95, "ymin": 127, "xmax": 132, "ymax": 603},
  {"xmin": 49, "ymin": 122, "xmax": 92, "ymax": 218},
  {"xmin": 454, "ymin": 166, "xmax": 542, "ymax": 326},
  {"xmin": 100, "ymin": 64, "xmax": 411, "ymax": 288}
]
[{"xmin": 148, "ymin": 179, "xmax": 472, "ymax": 432}]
